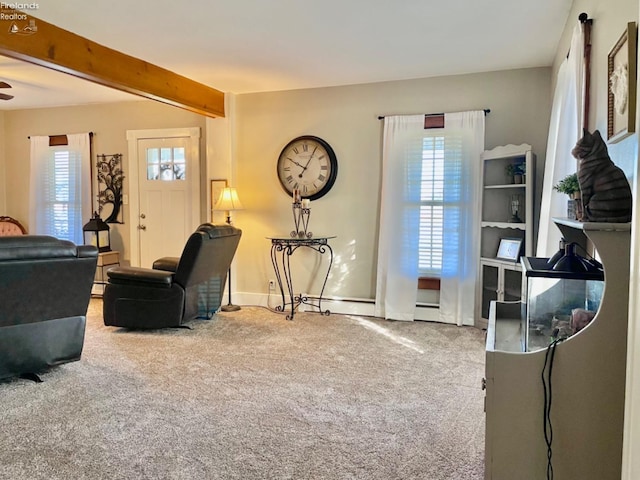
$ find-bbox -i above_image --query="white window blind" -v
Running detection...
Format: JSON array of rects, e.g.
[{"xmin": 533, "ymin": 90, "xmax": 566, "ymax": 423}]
[
  {"xmin": 418, "ymin": 135, "xmax": 444, "ymax": 275},
  {"xmin": 41, "ymin": 148, "xmax": 85, "ymax": 243},
  {"xmin": 414, "ymin": 134, "xmax": 463, "ymax": 277}
]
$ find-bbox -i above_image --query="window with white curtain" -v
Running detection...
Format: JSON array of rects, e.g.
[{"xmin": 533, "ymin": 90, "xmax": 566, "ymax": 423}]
[
  {"xmin": 376, "ymin": 112, "xmax": 484, "ymax": 324},
  {"xmin": 30, "ymin": 133, "xmax": 92, "ymax": 245}
]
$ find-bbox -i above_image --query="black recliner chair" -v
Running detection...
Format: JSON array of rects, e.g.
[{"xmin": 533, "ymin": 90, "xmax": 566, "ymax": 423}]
[
  {"xmin": 0, "ymin": 235, "xmax": 98, "ymax": 381},
  {"xmin": 103, "ymin": 223, "xmax": 242, "ymax": 329}
]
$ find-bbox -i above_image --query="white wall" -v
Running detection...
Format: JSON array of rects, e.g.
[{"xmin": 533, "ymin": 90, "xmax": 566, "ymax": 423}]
[{"xmin": 232, "ymin": 68, "xmax": 551, "ymax": 304}]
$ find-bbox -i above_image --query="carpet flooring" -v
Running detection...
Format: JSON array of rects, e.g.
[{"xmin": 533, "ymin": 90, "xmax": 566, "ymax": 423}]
[{"xmin": 0, "ymin": 300, "xmax": 486, "ymax": 480}]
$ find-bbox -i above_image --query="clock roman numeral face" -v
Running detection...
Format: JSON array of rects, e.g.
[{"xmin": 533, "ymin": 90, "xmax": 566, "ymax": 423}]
[{"xmin": 277, "ymin": 136, "xmax": 338, "ymax": 200}]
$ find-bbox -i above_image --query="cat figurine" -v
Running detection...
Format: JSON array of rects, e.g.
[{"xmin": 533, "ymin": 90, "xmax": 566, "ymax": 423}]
[{"xmin": 571, "ymin": 129, "xmax": 632, "ymax": 223}]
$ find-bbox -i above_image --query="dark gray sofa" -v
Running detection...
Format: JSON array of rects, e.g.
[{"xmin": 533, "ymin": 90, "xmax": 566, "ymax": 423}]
[
  {"xmin": 0, "ymin": 235, "xmax": 98, "ymax": 381},
  {"xmin": 103, "ymin": 223, "xmax": 241, "ymax": 329}
]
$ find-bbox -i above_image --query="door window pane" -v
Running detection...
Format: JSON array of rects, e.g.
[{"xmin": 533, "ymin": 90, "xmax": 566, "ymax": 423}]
[{"xmin": 146, "ymin": 147, "xmax": 186, "ymax": 181}]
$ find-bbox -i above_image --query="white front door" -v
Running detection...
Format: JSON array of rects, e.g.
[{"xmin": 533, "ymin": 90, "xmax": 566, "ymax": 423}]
[{"xmin": 127, "ymin": 128, "xmax": 201, "ymax": 267}]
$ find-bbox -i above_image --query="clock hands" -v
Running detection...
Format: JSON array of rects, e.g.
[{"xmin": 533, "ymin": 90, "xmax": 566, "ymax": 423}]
[
  {"xmin": 287, "ymin": 157, "xmax": 306, "ymax": 170},
  {"xmin": 299, "ymin": 146, "xmax": 318, "ymax": 177},
  {"xmin": 287, "ymin": 148, "xmax": 318, "ymax": 179}
]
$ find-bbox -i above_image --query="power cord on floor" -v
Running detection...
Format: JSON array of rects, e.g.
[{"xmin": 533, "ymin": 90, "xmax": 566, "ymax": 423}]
[{"xmin": 542, "ymin": 337, "xmax": 565, "ymax": 480}]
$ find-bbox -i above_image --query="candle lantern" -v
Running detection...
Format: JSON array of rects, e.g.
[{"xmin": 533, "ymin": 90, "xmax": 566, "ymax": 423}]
[
  {"xmin": 509, "ymin": 194, "xmax": 523, "ymax": 223},
  {"xmin": 83, "ymin": 211, "xmax": 111, "ymax": 252}
]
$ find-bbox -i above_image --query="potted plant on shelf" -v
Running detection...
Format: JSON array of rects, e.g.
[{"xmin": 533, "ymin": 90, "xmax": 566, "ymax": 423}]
[
  {"xmin": 553, "ymin": 173, "xmax": 582, "ymax": 220},
  {"xmin": 505, "ymin": 163, "xmax": 525, "ymax": 184}
]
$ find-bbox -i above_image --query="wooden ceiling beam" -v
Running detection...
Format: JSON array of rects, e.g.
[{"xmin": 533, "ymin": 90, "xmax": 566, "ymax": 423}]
[{"xmin": 0, "ymin": 9, "xmax": 225, "ymax": 117}]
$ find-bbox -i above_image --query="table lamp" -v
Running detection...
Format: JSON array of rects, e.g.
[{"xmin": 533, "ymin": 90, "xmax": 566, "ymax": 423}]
[{"xmin": 214, "ymin": 187, "xmax": 244, "ymax": 312}]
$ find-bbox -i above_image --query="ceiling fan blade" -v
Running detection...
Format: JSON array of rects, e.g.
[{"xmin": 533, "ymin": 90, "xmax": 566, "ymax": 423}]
[
  {"xmin": 0, "ymin": 93, "xmax": 14, "ymax": 100},
  {"xmin": 0, "ymin": 81, "xmax": 11, "ymax": 89}
]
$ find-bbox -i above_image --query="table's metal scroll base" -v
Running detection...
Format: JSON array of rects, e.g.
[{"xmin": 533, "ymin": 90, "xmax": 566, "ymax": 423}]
[{"xmin": 269, "ymin": 236, "xmax": 334, "ymax": 321}]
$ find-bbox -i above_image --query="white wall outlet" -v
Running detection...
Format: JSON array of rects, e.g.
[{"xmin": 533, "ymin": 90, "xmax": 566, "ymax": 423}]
[{"xmin": 268, "ymin": 279, "xmax": 276, "ymax": 291}]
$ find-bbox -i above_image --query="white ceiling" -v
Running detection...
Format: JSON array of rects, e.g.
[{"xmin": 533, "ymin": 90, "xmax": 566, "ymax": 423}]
[{"xmin": 0, "ymin": 0, "xmax": 574, "ymax": 111}]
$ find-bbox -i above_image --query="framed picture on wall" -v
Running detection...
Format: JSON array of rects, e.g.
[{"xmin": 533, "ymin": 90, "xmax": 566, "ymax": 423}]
[
  {"xmin": 496, "ymin": 238, "xmax": 523, "ymax": 262},
  {"xmin": 607, "ymin": 22, "xmax": 637, "ymax": 143},
  {"xmin": 210, "ymin": 179, "xmax": 227, "ymax": 222}
]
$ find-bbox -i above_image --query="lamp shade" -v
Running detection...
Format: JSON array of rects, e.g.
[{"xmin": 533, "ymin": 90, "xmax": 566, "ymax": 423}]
[
  {"xmin": 214, "ymin": 187, "xmax": 244, "ymax": 212},
  {"xmin": 83, "ymin": 211, "xmax": 111, "ymax": 252}
]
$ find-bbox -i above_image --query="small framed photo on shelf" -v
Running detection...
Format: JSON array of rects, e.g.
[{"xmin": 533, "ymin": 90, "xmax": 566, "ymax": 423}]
[
  {"xmin": 607, "ymin": 22, "xmax": 637, "ymax": 143},
  {"xmin": 496, "ymin": 237, "xmax": 523, "ymax": 262}
]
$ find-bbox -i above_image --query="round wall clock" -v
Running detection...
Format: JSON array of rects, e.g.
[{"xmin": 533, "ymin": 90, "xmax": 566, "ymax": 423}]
[{"xmin": 276, "ymin": 135, "xmax": 338, "ymax": 201}]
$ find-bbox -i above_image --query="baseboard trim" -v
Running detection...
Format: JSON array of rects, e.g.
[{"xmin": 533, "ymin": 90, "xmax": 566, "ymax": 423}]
[{"xmin": 234, "ymin": 292, "xmax": 440, "ymax": 321}]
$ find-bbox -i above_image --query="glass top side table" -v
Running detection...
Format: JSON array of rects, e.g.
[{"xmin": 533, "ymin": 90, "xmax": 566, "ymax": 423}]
[{"xmin": 267, "ymin": 235, "xmax": 336, "ymax": 320}]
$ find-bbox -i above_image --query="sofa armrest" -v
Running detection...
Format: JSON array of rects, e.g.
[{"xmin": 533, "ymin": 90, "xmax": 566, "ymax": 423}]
[
  {"xmin": 107, "ymin": 266, "xmax": 174, "ymax": 287},
  {"xmin": 153, "ymin": 256, "xmax": 180, "ymax": 272},
  {"xmin": 77, "ymin": 245, "xmax": 99, "ymax": 258}
]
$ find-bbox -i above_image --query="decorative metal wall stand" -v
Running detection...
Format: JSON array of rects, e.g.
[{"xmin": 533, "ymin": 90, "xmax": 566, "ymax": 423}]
[
  {"xmin": 96, "ymin": 153, "xmax": 125, "ymax": 223},
  {"xmin": 291, "ymin": 202, "xmax": 312, "ymax": 238}
]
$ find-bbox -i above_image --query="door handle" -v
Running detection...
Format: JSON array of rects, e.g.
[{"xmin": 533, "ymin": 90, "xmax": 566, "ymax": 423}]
[
  {"xmin": 138, "ymin": 225, "xmax": 146, "ymax": 230},
  {"xmin": 140, "ymin": 213, "xmax": 146, "ymax": 219}
]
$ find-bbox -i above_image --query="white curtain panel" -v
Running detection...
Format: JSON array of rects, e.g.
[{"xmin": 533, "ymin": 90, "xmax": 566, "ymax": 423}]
[
  {"xmin": 375, "ymin": 115, "xmax": 424, "ymax": 321},
  {"xmin": 28, "ymin": 135, "xmax": 51, "ymax": 236},
  {"xmin": 68, "ymin": 132, "xmax": 93, "ymax": 242},
  {"xmin": 439, "ymin": 111, "xmax": 485, "ymax": 326},
  {"xmin": 537, "ymin": 22, "xmax": 584, "ymax": 257}
]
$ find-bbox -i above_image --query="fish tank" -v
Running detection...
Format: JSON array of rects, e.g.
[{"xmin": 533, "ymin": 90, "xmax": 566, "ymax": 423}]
[{"xmin": 522, "ymin": 252, "xmax": 604, "ymax": 352}]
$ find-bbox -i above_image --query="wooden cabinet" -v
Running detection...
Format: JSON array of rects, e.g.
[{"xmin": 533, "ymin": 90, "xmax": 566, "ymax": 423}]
[
  {"xmin": 484, "ymin": 219, "xmax": 631, "ymax": 479},
  {"xmin": 477, "ymin": 144, "xmax": 534, "ymax": 326}
]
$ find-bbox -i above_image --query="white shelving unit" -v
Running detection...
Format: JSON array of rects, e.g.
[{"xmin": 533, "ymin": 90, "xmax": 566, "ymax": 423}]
[{"xmin": 477, "ymin": 144, "xmax": 534, "ymax": 326}]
